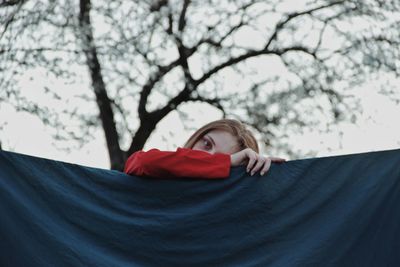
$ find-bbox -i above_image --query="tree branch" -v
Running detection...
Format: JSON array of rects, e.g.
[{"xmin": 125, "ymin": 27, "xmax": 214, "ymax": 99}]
[
  {"xmin": 0, "ymin": 0, "xmax": 26, "ymax": 40},
  {"xmin": 0, "ymin": 47, "xmax": 80, "ymax": 55},
  {"xmin": 149, "ymin": 0, "xmax": 168, "ymax": 12},
  {"xmin": 127, "ymin": 0, "xmax": 197, "ymax": 156},
  {"xmin": 265, "ymin": 0, "xmax": 346, "ymax": 50},
  {"xmin": 195, "ymin": 49, "xmax": 269, "ymax": 85},
  {"xmin": 0, "ymin": 0, "xmax": 24, "ymax": 7},
  {"xmin": 194, "ymin": 1, "xmax": 254, "ymax": 51},
  {"xmin": 188, "ymin": 95, "xmax": 226, "ymax": 116},
  {"xmin": 178, "ymin": 0, "xmax": 190, "ymax": 32},
  {"xmin": 140, "ymin": 0, "xmax": 196, "ymax": 127},
  {"xmin": 137, "ymin": 59, "xmax": 181, "ymax": 120}
]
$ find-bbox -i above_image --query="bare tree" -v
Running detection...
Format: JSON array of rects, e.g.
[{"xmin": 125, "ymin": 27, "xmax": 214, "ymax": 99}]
[{"xmin": 1, "ymin": 0, "xmax": 399, "ymax": 170}]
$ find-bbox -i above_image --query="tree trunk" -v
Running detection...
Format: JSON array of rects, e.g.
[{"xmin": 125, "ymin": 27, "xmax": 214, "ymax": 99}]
[
  {"xmin": 78, "ymin": 0, "xmax": 124, "ymax": 170},
  {"xmin": 127, "ymin": 120, "xmax": 159, "ymax": 157}
]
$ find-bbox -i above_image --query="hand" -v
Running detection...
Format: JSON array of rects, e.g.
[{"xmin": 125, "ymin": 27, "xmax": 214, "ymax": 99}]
[{"xmin": 230, "ymin": 148, "xmax": 286, "ymax": 176}]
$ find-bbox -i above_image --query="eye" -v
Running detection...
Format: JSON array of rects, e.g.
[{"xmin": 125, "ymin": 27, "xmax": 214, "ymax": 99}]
[{"xmin": 202, "ymin": 137, "xmax": 212, "ymax": 150}]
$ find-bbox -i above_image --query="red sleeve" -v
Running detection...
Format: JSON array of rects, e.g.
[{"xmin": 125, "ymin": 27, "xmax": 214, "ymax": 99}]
[{"xmin": 123, "ymin": 148, "xmax": 231, "ymax": 179}]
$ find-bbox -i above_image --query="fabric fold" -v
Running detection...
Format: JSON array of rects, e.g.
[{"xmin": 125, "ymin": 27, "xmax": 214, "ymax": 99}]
[{"xmin": 1, "ymin": 149, "xmax": 399, "ymax": 267}]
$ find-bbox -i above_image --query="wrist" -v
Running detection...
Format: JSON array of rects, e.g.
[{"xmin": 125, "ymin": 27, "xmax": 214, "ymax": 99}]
[{"xmin": 230, "ymin": 152, "xmax": 241, "ymax": 167}]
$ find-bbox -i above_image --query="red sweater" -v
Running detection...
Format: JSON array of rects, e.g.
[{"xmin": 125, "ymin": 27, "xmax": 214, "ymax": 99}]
[{"xmin": 124, "ymin": 148, "xmax": 231, "ymax": 179}]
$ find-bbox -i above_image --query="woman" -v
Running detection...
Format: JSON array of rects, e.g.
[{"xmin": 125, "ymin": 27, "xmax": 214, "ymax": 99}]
[{"xmin": 124, "ymin": 119, "xmax": 285, "ymax": 179}]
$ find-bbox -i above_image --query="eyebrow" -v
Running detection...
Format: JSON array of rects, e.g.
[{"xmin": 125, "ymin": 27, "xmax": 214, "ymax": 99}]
[{"xmin": 205, "ymin": 134, "xmax": 215, "ymax": 147}]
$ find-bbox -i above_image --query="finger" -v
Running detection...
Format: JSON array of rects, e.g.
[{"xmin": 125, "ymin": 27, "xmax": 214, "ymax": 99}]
[
  {"xmin": 246, "ymin": 152, "xmax": 257, "ymax": 172},
  {"xmin": 269, "ymin": 157, "xmax": 286, "ymax": 163},
  {"xmin": 250, "ymin": 156, "xmax": 266, "ymax": 176},
  {"xmin": 260, "ymin": 158, "xmax": 272, "ymax": 176}
]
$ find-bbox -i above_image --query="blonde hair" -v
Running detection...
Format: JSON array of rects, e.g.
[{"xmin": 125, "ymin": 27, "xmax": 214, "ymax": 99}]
[{"xmin": 183, "ymin": 119, "xmax": 259, "ymax": 153}]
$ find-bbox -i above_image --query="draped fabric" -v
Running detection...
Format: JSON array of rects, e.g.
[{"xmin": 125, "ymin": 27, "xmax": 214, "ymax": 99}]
[{"xmin": 1, "ymin": 149, "xmax": 399, "ymax": 267}]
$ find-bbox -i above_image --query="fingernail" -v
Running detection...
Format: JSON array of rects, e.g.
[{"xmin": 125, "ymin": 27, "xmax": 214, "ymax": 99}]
[
  {"xmin": 251, "ymin": 171, "xmax": 254, "ymax": 176},
  {"xmin": 260, "ymin": 171, "xmax": 264, "ymax": 175}
]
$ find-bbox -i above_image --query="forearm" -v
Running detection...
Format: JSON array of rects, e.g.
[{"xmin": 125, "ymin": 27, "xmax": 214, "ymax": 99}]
[{"xmin": 124, "ymin": 148, "xmax": 231, "ymax": 179}]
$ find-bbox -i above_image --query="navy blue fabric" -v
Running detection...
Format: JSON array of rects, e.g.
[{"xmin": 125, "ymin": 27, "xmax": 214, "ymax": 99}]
[{"xmin": 1, "ymin": 149, "xmax": 400, "ymax": 267}]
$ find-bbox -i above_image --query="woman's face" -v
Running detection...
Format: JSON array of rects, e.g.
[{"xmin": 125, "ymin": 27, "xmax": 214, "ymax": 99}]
[{"xmin": 192, "ymin": 129, "xmax": 240, "ymax": 155}]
